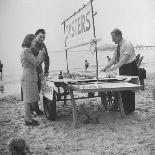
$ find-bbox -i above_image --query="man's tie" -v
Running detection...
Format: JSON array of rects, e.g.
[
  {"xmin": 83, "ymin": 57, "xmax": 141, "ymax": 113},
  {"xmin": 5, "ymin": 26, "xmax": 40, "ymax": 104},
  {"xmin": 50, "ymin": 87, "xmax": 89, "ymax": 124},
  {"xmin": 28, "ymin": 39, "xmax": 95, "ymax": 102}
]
[{"xmin": 117, "ymin": 44, "xmax": 120, "ymax": 62}]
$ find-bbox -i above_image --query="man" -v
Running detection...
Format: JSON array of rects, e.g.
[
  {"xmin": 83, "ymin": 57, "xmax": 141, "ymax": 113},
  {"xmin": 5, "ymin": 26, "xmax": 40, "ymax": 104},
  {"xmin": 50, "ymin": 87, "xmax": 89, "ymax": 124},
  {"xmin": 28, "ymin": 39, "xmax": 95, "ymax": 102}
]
[
  {"xmin": 85, "ymin": 60, "xmax": 89, "ymax": 70},
  {"xmin": 31, "ymin": 29, "xmax": 50, "ymax": 115},
  {"xmin": 0, "ymin": 60, "xmax": 3, "ymax": 79},
  {"xmin": 107, "ymin": 56, "xmax": 111, "ymax": 62},
  {"xmin": 101, "ymin": 28, "xmax": 138, "ymax": 114}
]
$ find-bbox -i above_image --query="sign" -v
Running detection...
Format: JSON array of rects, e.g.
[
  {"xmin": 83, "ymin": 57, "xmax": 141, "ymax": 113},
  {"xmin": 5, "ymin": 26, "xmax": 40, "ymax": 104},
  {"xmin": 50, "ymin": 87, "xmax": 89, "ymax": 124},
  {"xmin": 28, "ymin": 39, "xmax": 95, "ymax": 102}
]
[
  {"xmin": 41, "ymin": 81, "xmax": 54, "ymax": 100},
  {"xmin": 64, "ymin": 2, "xmax": 94, "ymax": 49}
]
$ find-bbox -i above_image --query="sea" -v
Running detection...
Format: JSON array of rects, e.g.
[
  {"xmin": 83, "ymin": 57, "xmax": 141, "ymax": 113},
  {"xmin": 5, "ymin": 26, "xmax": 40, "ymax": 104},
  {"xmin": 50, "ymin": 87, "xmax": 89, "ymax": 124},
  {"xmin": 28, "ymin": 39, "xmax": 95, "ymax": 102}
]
[{"xmin": 0, "ymin": 48, "xmax": 155, "ymax": 96}]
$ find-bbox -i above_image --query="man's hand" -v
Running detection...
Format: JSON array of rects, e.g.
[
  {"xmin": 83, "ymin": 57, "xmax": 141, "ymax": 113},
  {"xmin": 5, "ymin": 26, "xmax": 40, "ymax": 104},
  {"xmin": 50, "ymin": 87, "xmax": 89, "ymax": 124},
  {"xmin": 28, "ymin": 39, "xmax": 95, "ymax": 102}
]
[
  {"xmin": 39, "ymin": 73, "xmax": 44, "ymax": 81},
  {"xmin": 101, "ymin": 66, "xmax": 108, "ymax": 72},
  {"xmin": 39, "ymin": 73, "xmax": 49, "ymax": 80},
  {"xmin": 40, "ymin": 48, "xmax": 46, "ymax": 56},
  {"xmin": 101, "ymin": 68, "xmax": 106, "ymax": 72}
]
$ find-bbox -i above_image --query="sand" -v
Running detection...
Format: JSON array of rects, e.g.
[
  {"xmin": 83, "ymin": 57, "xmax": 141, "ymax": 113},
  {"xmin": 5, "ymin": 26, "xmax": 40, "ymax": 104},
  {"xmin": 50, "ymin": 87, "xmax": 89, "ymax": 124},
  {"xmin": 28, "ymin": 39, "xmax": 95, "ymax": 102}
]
[{"xmin": 0, "ymin": 73, "xmax": 155, "ymax": 155}]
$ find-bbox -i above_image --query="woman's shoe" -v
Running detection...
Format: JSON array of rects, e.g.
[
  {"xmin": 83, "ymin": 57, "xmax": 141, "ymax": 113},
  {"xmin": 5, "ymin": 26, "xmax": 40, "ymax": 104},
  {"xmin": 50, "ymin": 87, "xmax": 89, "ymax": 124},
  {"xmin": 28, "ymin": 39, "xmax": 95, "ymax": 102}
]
[
  {"xmin": 25, "ymin": 119, "xmax": 39, "ymax": 126},
  {"xmin": 30, "ymin": 111, "xmax": 37, "ymax": 117},
  {"xmin": 31, "ymin": 119, "xmax": 38, "ymax": 123}
]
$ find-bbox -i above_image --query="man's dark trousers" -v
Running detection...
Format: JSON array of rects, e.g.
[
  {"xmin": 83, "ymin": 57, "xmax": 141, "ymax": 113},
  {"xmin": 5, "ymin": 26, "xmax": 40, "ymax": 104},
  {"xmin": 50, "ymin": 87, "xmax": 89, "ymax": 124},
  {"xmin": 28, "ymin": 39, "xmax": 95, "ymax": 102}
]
[{"xmin": 119, "ymin": 60, "xmax": 138, "ymax": 114}]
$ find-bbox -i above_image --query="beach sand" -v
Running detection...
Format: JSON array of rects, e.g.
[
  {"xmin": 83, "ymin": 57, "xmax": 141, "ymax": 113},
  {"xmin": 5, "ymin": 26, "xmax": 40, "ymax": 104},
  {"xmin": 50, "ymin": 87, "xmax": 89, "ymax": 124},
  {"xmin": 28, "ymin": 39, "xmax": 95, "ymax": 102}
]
[{"xmin": 0, "ymin": 73, "xmax": 155, "ymax": 155}]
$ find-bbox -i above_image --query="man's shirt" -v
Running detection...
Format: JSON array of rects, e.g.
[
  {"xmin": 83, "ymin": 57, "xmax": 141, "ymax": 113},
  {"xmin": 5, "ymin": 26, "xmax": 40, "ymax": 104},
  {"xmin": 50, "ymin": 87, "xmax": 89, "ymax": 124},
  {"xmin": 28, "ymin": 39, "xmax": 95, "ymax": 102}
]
[
  {"xmin": 32, "ymin": 42, "xmax": 50, "ymax": 74},
  {"xmin": 113, "ymin": 39, "xmax": 136, "ymax": 64}
]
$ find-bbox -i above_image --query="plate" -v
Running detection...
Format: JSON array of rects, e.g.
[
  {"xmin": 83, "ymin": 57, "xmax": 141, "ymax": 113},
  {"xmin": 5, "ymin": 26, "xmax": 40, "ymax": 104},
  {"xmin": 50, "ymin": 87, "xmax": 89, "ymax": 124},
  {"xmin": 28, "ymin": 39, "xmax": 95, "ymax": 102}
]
[{"xmin": 98, "ymin": 78, "xmax": 118, "ymax": 82}]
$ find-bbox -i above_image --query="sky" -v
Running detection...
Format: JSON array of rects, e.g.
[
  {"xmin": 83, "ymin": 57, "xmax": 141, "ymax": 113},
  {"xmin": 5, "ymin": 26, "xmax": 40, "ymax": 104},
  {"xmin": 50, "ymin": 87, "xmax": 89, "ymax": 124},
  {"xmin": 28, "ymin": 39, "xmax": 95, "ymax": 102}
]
[{"xmin": 0, "ymin": 0, "xmax": 155, "ymax": 57}]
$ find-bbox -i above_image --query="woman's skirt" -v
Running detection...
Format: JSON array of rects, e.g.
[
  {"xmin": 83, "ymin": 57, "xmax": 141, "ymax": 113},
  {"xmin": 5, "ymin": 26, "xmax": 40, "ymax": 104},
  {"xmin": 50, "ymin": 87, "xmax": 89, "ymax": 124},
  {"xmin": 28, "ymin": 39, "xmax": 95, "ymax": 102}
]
[{"xmin": 21, "ymin": 81, "xmax": 39, "ymax": 103}]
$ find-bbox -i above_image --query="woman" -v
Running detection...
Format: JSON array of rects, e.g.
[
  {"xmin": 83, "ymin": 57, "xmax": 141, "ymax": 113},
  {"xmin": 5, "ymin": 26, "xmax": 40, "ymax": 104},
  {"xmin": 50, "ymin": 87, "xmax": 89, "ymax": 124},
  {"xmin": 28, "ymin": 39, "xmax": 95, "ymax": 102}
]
[{"xmin": 21, "ymin": 34, "xmax": 45, "ymax": 126}]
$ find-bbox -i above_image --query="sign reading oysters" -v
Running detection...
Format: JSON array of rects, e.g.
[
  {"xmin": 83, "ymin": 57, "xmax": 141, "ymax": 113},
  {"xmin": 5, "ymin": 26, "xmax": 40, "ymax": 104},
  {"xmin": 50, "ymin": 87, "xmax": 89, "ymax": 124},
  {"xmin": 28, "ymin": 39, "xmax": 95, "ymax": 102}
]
[{"xmin": 64, "ymin": 3, "xmax": 94, "ymax": 49}]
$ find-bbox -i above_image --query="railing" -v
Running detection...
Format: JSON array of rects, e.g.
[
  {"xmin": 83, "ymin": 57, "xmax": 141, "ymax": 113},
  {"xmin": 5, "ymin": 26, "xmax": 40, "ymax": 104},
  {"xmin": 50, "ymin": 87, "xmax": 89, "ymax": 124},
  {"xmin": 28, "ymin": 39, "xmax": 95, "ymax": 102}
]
[{"xmin": 134, "ymin": 46, "xmax": 155, "ymax": 50}]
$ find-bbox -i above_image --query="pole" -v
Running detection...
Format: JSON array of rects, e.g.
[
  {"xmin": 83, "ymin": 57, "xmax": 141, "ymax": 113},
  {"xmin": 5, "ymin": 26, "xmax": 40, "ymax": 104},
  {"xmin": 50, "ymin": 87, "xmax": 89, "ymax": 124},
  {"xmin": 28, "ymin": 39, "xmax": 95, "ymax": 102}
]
[
  {"xmin": 61, "ymin": 0, "xmax": 94, "ymax": 25},
  {"xmin": 90, "ymin": 0, "xmax": 98, "ymax": 80},
  {"xmin": 65, "ymin": 38, "xmax": 101, "ymax": 50},
  {"xmin": 65, "ymin": 49, "xmax": 69, "ymax": 73},
  {"xmin": 63, "ymin": 21, "xmax": 69, "ymax": 73}
]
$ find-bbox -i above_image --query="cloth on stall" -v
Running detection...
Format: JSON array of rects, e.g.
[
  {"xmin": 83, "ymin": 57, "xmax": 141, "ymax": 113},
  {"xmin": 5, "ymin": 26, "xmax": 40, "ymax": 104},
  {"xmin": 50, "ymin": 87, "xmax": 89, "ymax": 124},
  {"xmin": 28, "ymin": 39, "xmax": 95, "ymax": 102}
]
[{"xmin": 41, "ymin": 80, "xmax": 55, "ymax": 100}]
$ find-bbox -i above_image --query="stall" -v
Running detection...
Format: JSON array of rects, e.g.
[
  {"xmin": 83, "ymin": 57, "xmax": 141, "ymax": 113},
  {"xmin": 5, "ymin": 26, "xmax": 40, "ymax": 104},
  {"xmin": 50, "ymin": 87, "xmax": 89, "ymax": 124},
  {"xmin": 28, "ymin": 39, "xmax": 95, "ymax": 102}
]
[
  {"xmin": 42, "ymin": 75, "xmax": 141, "ymax": 128},
  {"xmin": 41, "ymin": 0, "xmax": 142, "ymax": 128}
]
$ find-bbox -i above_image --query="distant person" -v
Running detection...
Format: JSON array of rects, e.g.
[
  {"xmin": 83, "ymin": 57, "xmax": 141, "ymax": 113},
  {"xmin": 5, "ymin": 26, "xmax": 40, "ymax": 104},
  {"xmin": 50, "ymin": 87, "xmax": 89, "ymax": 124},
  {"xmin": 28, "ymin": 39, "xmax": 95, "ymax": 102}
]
[
  {"xmin": 21, "ymin": 34, "xmax": 45, "ymax": 126},
  {"xmin": 0, "ymin": 85, "xmax": 4, "ymax": 93},
  {"xmin": 85, "ymin": 60, "xmax": 89, "ymax": 70},
  {"xmin": 31, "ymin": 29, "xmax": 50, "ymax": 115},
  {"xmin": 0, "ymin": 60, "xmax": 3, "ymax": 79},
  {"xmin": 107, "ymin": 56, "xmax": 111, "ymax": 62},
  {"xmin": 153, "ymin": 89, "xmax": 155, "ymax": 100}
]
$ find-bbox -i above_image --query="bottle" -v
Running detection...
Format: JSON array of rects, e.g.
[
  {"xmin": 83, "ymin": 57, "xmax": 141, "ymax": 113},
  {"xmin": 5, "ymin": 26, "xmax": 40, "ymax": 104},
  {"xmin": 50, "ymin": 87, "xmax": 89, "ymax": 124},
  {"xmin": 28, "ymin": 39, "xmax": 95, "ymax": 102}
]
[{"xmin": 59, "ymin": 71, "xmax": 63, "ymax": 79}]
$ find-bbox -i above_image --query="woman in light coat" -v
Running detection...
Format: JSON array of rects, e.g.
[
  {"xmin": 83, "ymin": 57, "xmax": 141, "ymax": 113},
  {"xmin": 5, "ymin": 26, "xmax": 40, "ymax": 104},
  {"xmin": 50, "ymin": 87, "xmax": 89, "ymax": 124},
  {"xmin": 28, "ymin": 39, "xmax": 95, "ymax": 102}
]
[{"xmin": 21, "ymin": 34, "xmax": 45, "ymax": 126}]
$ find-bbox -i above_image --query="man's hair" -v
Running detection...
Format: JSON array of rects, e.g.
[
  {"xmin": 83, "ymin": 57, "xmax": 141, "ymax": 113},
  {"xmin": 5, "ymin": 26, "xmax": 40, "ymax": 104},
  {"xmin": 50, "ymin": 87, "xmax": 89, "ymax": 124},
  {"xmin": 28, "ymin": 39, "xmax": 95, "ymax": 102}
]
[
  {"xmin": 35, "ymin": 29, "xmax": 46, "ymax": 35},
  {"xmin": 111, "ymin": 28, "xmax": 122, "ymax": 36},
  {"xmin": 22, "ymin": 34, "xmax": 35, "ymax": 48}
]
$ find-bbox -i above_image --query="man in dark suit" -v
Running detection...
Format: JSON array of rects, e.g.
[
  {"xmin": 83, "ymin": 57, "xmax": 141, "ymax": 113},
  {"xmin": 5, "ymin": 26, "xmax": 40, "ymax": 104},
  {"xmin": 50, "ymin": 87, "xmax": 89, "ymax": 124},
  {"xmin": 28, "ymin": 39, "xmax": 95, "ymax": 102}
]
[{"xmin": 31, "ymin": 29, "xmax": 50, "ymax": 115}]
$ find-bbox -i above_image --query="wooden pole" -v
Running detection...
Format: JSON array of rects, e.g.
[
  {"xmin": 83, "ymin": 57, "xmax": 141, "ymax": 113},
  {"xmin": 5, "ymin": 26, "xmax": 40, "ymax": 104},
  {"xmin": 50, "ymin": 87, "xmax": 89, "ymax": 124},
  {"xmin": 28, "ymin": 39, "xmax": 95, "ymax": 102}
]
[
  {"xmin": 65, "ymin": 38, "xmax": 101, "ymax": 50},
  {"xmin": 65, "ymin": 49, "xmax": 69, "ymax": 73},
  {"xmin": 61, "ymin": 0, "xmax": 94, "ymax": 25},
  {"xmin": 90, "ymin": 0, "xmax": 99, "ymax": 80},
  {"xmin": 63, "ymin": 21, "xmax": 69, "ymax": 73},
  {"xmin": 117, "ymin": 92, "xmax": 125, "ymax": 118},
  {"xmin": 70, "ymin": 89, "xmax": 78, "ymax": 128}
]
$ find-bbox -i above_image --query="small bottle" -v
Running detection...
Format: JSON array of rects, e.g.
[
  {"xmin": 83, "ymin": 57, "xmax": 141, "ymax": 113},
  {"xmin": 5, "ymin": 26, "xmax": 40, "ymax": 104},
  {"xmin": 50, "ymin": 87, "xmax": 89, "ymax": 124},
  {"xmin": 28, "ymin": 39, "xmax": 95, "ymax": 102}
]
[{"xmin": 59, "ymin": 70, "xmax": 63, "ymax": 79}]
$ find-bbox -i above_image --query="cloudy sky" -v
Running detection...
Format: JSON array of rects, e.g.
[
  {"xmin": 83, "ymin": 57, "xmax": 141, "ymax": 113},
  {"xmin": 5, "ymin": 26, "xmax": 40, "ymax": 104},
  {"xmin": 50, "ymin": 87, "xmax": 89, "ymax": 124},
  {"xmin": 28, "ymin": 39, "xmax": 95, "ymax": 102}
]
[{"xmin": 0, "ymin": 0, "xmax": 155, "ymax": 55}]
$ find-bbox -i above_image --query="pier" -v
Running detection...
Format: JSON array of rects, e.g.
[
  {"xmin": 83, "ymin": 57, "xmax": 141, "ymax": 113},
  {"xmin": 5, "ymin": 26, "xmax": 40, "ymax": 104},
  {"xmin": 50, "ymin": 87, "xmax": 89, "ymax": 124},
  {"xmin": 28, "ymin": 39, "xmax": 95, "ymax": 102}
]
[{"xmin": 134, "ymin": 45, "xmax": 155, "ymax": 50}]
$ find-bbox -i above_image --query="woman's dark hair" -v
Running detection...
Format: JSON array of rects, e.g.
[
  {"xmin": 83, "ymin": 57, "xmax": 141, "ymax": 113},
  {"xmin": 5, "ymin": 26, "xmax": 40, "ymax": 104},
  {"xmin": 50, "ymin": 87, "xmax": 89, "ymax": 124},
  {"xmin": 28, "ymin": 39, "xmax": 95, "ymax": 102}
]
[
  {"xmin": 35, "ymin": 29, "xmax": 46, "ymax": 35},
  {"xmin": 22, "ymin": 34, "xmax": 35, "ymax": 48}
]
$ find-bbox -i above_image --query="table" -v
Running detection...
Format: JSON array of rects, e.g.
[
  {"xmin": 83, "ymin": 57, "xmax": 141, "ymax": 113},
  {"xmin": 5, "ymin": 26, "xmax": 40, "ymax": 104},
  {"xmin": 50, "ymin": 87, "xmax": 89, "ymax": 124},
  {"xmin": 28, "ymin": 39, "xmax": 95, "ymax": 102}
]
[
  {"xmin": 68, "ymin": 81, "xmax": 142, "ymax": 128},
  {"xmin": 42, "ymin": 76, "xmax": 142, "ymax": 128}
]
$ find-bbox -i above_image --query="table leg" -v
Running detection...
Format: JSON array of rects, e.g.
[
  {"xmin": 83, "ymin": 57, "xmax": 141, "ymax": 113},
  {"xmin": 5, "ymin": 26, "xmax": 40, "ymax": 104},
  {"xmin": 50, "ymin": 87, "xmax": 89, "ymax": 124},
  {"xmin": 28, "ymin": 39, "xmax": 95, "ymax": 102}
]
[
  {"xmin": 64, "ymin": 90, "xmax": 67, "ymax": 105},
  {"xmin": 117, "ymin": 92, "xmax": 125, "ymax": 118},
  {"xmin": 100, "ymin": 92, "xmax": 108, "ymax": 111},
  {"xmin": 70, "ymin": 89, "xmax": 78, "ymax": 128}
]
